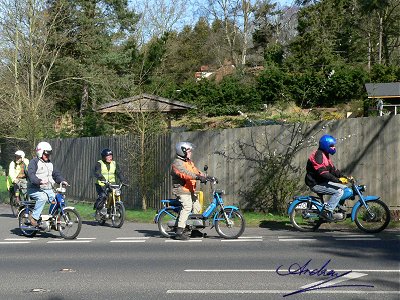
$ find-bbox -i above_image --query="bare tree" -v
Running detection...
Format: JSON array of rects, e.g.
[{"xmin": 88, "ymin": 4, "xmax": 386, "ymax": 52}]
[
  {"xmin": 131, "ymin": 0, "xmax": 190, "ymax": 47},
  {"xmin": 199, "ymin": 0, "xmax": 256, "ymax": 66},
  {"xmin": 0, "ymin": 0, "xmax": 69, "ymax": 147}
]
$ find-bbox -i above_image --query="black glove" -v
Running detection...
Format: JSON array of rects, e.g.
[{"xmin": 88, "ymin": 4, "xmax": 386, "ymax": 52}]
[
  {"xmin": 196, "ymin": 175, "xmax": 207, "ymax": 184},
  {"xmin": 207, "ymin": 176, "xmax": 218, "ymax": 183}
]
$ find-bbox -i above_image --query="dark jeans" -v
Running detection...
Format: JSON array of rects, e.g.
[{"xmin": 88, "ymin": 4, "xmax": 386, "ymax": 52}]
[{"xmin": 94, "ymin": 184, "xmax": 107, "ymax": 209}]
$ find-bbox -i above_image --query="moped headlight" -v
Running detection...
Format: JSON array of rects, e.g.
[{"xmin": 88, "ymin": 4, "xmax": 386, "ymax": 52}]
[{"xmin": 115, "ymin": 189, "xmax": 121, "ymax": 196}]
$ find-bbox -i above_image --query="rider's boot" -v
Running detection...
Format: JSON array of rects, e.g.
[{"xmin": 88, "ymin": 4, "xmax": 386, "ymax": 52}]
[
  {"xmin": 29, "ymin": 216, "xmax": 38, "ymax": 227},
  {"xmin": 320, "ymin": 208, "xmax": 334, "ymax": 221},
  {"xmin": 175, "ymin": 227, "xmax": 189, "ymax": 240}
]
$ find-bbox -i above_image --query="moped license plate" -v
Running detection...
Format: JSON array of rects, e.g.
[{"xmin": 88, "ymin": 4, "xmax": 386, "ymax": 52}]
[{"xmin": 297, "ymin": 202, "xmax": 308, "ymax": 209}]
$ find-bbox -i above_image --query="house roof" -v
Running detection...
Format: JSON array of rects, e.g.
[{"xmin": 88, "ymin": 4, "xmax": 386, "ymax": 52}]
[
  {"xmin": 365, "ymin": 83, "xmax": 400, "ymax": 98},
  {"xmin": 96, "ymin": 93, "xmax": 196, "ymax": 113}
]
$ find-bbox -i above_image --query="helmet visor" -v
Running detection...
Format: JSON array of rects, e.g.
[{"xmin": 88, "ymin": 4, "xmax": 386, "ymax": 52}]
[{"xmin": 43, "ymin": 150, "xmax": 52, "ymax": 156}]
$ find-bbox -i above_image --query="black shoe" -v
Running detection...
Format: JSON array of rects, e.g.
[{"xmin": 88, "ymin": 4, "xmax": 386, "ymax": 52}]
[
  {"xmin": 320, "ymin": 209, "xmax": 334, "ymax": 221},
  {"xmin": 190, "ymin": 230, "xmax": 204, "ymax": 238},
  {"xmin": 175, "ymin": 227, "xmax": 190, "ymax": 240}
]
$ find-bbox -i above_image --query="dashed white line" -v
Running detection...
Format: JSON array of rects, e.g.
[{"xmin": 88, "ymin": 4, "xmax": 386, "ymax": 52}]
[
  {"xmin": 47, "ymin": 240, "xmax": 93, "ymax": 243},
  {"xmin": 0, "ymin": 241, "xmax": 31, "ymax": 244},
  {"xmin": 221, "ymin": 239, "xmax": 263, "ymax": 242},
  {"xmin": 165, "ymin": 240, "xmax": 203, "ymax": 243},
  {"xmin": 278, "ymin": 238, "xmax": 317, "ymax": 242},
  {"xmin": 110, "ymin": 240, "xmax": 146, "ymax": 243},
  {"xmin": 4, "ymin": 238, "xmax": 38, "ymax": 241},
  {"xmin": 115, "ymin": 237, "xmax": 150, "ymax": 240}
]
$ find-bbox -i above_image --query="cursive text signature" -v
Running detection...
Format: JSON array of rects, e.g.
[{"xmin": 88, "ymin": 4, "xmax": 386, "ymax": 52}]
[{"xmin": 276, "ymin": 259, "xmax": 374, "ymax": 297}]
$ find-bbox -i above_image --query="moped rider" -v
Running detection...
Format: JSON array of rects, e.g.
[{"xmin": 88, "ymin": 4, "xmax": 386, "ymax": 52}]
[
  {"xmin": 27, "ymin": 142, "xmax": 68, "ymax": 227},
  {"xmin": 93, "ymin": 148, "xmax": 125, "ymax": 212},
  {"xmin": 7, "ymin": 150, "xmax": 29, "ymax": 204},
  {"xmin": 171, "ymin": 142, "xmax": 207, "ymax": 240},
  {"xmin": 305, "ymin": 134, "xmax": 348, "ymax": 221}
]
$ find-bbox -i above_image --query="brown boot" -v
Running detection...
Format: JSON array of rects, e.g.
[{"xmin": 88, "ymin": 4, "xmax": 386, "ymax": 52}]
[{"xmin": 29, "ymin": 216, "xmax": 38, "ymax": 227}]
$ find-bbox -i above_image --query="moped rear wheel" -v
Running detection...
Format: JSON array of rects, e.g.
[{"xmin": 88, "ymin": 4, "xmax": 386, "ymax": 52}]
[
  {"xmin": 59, "ymin": 208, "xmax": 82, "ymax": 239},
  {"xmin": 354, "ymin": 200, "xmax": 390, "ymax": 233},
  {"xmin": 157, "ymin": 209, "xmax": 179, "ymax": 238},
  {"xmin": 289, "ymin": 201, "xmax": 322, "ymax": 232},
  {"xmin": 18, "ymin": 208, "xmax": 37, "ymax": 237},
  {"xmin": 215, "ymin": 209, "xmax": 245, "ymax": 239},
  {"xmin": 111, "ymin": 202, "xmax": 125, "ymax": 228}
]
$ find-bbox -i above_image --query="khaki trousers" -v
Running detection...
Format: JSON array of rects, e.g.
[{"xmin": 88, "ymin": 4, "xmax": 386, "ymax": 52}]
[{"xmin": 177, "ymin": 193, "xmax": 201, "ymax": 228}]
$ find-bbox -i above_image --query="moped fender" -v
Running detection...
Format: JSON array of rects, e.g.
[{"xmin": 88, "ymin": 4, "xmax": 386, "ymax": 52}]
[
  {"xmin": 287, "ymin": 197, "xmax": 323, "ymax": 214},
  {"xmin": 63, "ymin": 206, "xmax": 76, "ymax": 210},
  {"xmin": 154, "ymin": 207, "xmax": 179, "ymax": 223},
  {"xmin": 212, "ymin": 205, "xmax": 240, "ymax": 223},
  {"xmin": 351, "ymin": 196, "xmax": 380, "ymax": 221}
]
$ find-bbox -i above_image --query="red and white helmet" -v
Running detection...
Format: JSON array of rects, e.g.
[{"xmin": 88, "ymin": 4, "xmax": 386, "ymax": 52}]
[{"xmin": 36, "ymin": 142, "xmax": 52, "ymax": 158}]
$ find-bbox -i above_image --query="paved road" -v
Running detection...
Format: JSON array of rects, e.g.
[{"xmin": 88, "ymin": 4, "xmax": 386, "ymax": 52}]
[{"xmin": 0, "ymin": 204, "xmax": 398, "ymax": 300}]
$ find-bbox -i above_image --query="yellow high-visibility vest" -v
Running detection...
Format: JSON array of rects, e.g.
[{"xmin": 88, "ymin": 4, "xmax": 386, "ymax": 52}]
[{"xmin": 97, "ymin": 160, "xmax": 116, "ymax": 186}]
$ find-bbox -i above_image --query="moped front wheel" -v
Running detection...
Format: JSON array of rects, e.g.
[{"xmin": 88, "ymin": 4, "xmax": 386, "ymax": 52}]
[
  {"xmin": 354, "ymin": 200, "xmax": 390, "ymax": 233},
  {"xmin": 10, "ymin": 196, "xmax": 20, "ymax": 217},
  {"xmin": 18, "ymin": 208, "xmax": 37, "ymax": 237},
  {"xmin": 289, "ymin": 201, "xmax": 322, "ymax": 232},
  {"xmin": 215, "ymin": 209, "xmax": 245, "ymax": 239},
  {"xmin": 111, "ymin": 202, "xmax": 125, "ymax": 228},
  {"xmin": 157, "ymin": 209, "xmax": 179, "ymax": 238},
  {"xmin": 59, "ymin": 208, "xmax": 82, "ymax": 239}
]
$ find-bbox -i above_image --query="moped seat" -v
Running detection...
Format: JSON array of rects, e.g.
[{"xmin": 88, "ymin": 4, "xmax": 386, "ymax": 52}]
[{"xmin": 189, "ymin": 214, "xmax": 205, "ymax": 219}]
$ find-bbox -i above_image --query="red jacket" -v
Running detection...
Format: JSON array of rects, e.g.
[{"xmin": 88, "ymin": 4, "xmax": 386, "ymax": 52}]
[{"xmin": 305, "ymin": 149, "xmax": 343, "ymax": 187}]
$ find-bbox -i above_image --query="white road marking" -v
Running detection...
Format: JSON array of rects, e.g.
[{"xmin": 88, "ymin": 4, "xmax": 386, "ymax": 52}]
[
  {"xmin": 167, "ymin": 290, "xmax": 400, "ymax": 294},
  {"xmin": 4, "ymin": 238, "xmax": 39, "ymax": 241},
  {"xmin": 110, "ymin": 240, "xmax": 146, "ymax": 243},
  {"xmin": 238, "ymin": 236, "xmax": 263, "ymax": 239},
  {"xmin": 77, "ymin": 237, "xmax": 96, "ymax": 240},
  {"xmin": 0, "ymin": 241, "xmax": 31, "ymax": 244},
  {"xmin": 115, "ymin": 237, "xmax": 150, "ymax": 239},
  {"xmin": 47, "ymin": 240, "xmax": 92, "ymax": 243},
  {"xmin": 279, "ymin": 238, "xmax": 317, "ymax": 242},
  {"xmin": 165, "ymin": 240, "xmax": 202, "ymax": 243},
  {"xmin": 300, "ymin": 271, "xmax": 368, "ymax": 289},
  {"xmin": 221, "ymin": 239, "xmax": 263, "ymax": 242}
]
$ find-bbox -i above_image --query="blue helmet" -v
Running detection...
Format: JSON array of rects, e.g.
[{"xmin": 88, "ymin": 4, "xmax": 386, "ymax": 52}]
[{"xmin": 319, "ymin": 135, "xmax": 337, "ymax": 155}]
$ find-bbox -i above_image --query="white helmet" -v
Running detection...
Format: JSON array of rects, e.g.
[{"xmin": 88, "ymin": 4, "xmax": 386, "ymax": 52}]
[
  {"xmin": 175, "ymin": 141, "xmax": 194, "ymax": 158},
  {"xmin": 15, "ymin": 150, "xmax": 25, "ymax": 159},
  {"xmin": 36, "ymin": 141, "xmax": 52, "ymax": 158}
]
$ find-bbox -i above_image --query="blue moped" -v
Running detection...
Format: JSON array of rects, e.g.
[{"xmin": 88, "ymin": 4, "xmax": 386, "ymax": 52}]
[
  {"xmin": 154, "ymin": 167, "xmax": 245, "ymax": 239},
  {"xmin": 288, "ymin": 177, "xmax": 390, "ymax": 233}
]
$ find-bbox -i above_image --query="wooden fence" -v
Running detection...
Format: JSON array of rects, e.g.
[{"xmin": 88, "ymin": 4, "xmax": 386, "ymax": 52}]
[{"xmin": 1, "ymin": 114, "xmax": 399, "ymax": 210}]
